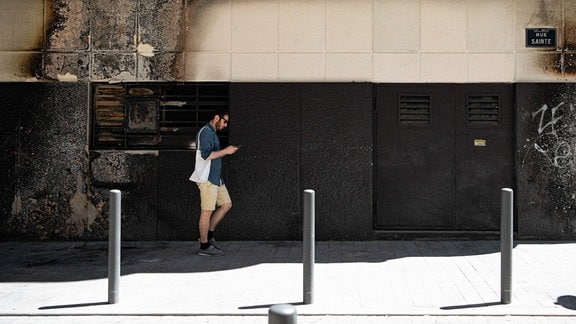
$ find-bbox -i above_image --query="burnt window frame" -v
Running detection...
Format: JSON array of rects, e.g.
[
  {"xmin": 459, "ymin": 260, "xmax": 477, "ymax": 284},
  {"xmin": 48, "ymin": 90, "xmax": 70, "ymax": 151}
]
[{"xmin": 91, "ymin": 82, "xmax": 229, "ymax": 150}]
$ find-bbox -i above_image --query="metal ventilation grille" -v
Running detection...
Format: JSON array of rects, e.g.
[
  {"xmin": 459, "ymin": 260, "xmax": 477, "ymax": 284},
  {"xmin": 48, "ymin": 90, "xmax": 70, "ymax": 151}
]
[
  {"xmin": 399, "ymin": 95, "xmax": 431, "ymax": 126},
  {"xmin": 93, "ymin": 85, "xmax": 126, "ymax": 147},
  {"xmin": 467, "ymin": 95, "xmax": 500, "ymax": 127}
]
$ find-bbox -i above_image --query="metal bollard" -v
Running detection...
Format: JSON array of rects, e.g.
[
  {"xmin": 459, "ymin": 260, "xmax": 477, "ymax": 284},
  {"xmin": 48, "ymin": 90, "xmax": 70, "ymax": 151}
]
[
  {"xmin": 108, "ymin": 189, "xmax": 121, "ymax": 304},
  {"xmin": 268, "ymin": 304, "xmax": 297, "ymax": 324},
  {"xmin": 303, "ymin": 189, "xmax": 315, "ymax": 305},
  {"xmin": 500, "ymin": 188, "xmax": 513, "ymax": 304}
]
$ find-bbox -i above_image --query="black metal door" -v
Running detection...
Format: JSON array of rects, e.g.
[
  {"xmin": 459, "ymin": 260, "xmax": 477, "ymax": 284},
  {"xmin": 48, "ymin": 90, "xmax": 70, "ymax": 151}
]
[
  {"xmin": 453, "ymin": 84, "xmax": 515, "ymax": 230},
  {"xmin": 375, "ymin": 84, "xmax": 514, "ymax": 231},
  {"xmin": 376, "ymin": 85, "xmax": 455, "ymax": 230}
]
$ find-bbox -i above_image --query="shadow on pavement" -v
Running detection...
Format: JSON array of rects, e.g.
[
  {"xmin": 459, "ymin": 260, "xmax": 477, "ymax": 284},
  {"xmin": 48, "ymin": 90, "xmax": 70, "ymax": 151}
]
[
  {"xmin": 238, "ymin": 302, "xmax": 306, "ymax": 310},
  {"xmin": 0, "ymin": 240, "xmax": 505, "ymax": 283},
  {"xmin": 440, "ymin": 301, "xmax": 502, "ymax": 310},
  {"xmin": 38, "ymin": 302, "xmax": 110, "ymax": 310},
  {"xmin": 556, "ymin": 295, "xmax": 576, "ymax": 310}
]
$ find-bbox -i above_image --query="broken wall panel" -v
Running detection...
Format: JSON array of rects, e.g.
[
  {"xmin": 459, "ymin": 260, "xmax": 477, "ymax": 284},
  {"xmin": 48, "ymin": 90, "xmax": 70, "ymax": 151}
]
[
  {"xmin": 44, "ymin": 53, "xmax": 90, "ymax": 81},
  {"xmin": 89, "ymin": 151, "xmax": 159, "ymax": 240},
  {"xmin": 92, "ymin": 53, "xmax": 137, "ymax": 81},
  {"xmin": 45, "ymin": 0, "xmax": 91, "ymax": 51},
  {"xmin": 140, "ymin": 0, "xmax": 185, "ymax": 11},
  {"xmin": 139, "ymin": 9, "xmax": 185, "ymax": 51},
  {"xmin": 38, "ymin": 0, "xmax": 185, "ymax": 82},
  {"xmin": 137, "ymin": 53, "xmax": 184, "ymax": 81},
  {"xmin": 91, "ymin": 10, "xmax": 137, "ymax": 51}
]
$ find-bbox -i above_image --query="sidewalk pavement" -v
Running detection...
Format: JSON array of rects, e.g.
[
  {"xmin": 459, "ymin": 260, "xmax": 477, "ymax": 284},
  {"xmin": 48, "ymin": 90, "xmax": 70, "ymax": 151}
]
[{"xmin": 1, "ymin": 240, "xmax": 576, "ymax": 323}]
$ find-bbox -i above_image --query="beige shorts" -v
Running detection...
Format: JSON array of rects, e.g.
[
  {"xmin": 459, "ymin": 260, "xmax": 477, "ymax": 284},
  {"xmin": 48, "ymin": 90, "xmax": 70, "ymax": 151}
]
[{"xmin": 197, "ymin": 182, "xmax": 231, "ymax": 211}]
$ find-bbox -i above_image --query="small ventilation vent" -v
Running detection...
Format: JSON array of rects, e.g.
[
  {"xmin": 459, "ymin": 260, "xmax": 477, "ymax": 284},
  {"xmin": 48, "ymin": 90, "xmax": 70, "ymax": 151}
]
[
  {"xmin": 399, "ymin": 95, "xmax": 431, "ymax": 126},
  {"xmin": 467, "ymin": 95, "xmax": 500, "ymax": 127}
]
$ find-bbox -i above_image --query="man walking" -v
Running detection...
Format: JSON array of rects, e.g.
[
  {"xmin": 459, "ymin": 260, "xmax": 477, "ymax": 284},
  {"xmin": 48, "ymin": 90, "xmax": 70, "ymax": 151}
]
[{"xmin": 189, "ymin": 109, "xmax": 239, "ymax": 256}]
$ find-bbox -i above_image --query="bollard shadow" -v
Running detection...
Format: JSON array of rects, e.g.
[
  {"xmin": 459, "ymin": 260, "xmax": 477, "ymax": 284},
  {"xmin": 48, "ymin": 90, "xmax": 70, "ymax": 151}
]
[
  {"xmin": 555, "ymin": 295, "xmax": 576, "ymax": 310},
  {"xmin": 440, "ymin": 301, "xmax": 502, "ymax": 310},
  {"xmin": 38, "ymin": 301, "xmax": 109, "ymax": 310},
  {"xmin": 0, "ymin": 239, "xmax": 527, "ymax": 283},
  {"xmin": 238, "ymin": 301, "xmax": 306, "ymax": 310}
]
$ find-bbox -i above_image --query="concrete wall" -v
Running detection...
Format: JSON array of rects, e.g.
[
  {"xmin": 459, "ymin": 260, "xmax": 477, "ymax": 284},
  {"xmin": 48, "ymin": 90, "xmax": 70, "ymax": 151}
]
[{"xmin": 1, "ymin": 0, "xmax": 575, "ymax": 83}]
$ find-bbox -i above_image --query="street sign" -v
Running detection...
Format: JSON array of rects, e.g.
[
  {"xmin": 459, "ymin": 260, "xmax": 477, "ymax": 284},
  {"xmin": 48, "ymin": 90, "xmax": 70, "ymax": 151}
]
[{"xmin": 525, "ymin": 28, "xmax": 557, "ymax": 48}]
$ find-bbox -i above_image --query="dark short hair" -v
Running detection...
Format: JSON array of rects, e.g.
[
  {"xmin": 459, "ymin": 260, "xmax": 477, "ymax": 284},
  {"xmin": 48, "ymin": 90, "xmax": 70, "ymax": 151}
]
[{"xmin": 214, "ymin": 108, "xmax": 229, "ymax": 119}]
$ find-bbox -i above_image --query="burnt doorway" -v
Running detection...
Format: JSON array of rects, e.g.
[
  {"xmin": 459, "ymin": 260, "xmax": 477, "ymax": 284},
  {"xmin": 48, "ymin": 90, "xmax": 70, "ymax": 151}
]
[{"xmin": 375, "ymin": 84, "xmax": 514, "ymax": 232}]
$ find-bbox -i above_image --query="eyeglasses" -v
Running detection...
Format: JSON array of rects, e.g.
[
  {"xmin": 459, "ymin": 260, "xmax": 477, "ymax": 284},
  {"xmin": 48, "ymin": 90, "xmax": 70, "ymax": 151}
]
[{"xmin": 219, "ymin": 115, "xmax": 229, "ymax": 124}]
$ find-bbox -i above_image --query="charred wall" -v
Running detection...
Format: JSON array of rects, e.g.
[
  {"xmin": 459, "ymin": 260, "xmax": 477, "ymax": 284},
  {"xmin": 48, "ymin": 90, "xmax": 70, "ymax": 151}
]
[
  {"xmin": 9, "ymin": 0, "xmax": 187, "ymax": 82},
  {"xmin": 533, "ymin": 0, "xmax": 576, "ymax": 79},
  {"xmin": 0, "ymin": 83, "xmax": 92, "ymax": 240},
  {"xmin": 517, "ymin": 83, "xmax": 576, "ymax": 239},
  {"xmin": 0, "ymin": 83, "xmax": 201, "ymax": 241}
]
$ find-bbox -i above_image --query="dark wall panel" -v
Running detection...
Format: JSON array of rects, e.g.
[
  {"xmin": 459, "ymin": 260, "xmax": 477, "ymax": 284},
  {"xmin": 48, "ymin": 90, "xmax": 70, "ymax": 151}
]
[
  {"xmin": 375, "ymin": 85, "xmax": 454, "ymax": 230},
  {"xmin": 516, "ymin": 83, "xmax": 576, "ymax": 239},
  {"xmin": 0, "ymin": 85, "xmax": 21, "ymax": 239},
  {"xmin": 301, "ymin": 83, "xmax": 373, "ymax": 240},
  {"xmin": 228, "ymin": 83, "xmax": 301, "ymax": 240},
  {"xmin": 157, "ymin": 151, "xmax": 198, "ymax": 240},
  {"xmin": 227, "ymin": 83, "xmax": 373, "ymax": 240},
  {"xmin": 454, "ymin": 84, "xmax": 515, "ymax": 231}
]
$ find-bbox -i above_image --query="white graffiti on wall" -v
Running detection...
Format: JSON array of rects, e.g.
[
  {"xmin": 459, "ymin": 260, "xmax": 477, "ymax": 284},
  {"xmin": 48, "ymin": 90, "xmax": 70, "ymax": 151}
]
[{"xmin": 531, "ymin": 102, "xmax": 576, "ymax": 168}]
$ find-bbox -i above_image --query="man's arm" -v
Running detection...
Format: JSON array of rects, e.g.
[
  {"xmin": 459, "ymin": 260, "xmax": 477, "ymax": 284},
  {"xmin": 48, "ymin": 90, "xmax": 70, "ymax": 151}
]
[{"xmin": 206, "ymin": 145, "xmax": 239, "ymax": 160}]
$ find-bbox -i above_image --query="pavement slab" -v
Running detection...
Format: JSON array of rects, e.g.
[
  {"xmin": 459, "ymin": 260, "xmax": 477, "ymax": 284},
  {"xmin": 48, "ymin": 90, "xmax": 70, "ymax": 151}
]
[{"xmin": 1, "ymin": 240, "xmax": 576, "ymax": 323}]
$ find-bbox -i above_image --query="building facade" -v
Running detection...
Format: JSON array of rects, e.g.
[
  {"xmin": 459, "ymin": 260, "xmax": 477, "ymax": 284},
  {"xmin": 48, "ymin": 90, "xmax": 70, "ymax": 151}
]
[{"xmin": 1, "ymin": 0, "xmax": 576, "ymax": 240}]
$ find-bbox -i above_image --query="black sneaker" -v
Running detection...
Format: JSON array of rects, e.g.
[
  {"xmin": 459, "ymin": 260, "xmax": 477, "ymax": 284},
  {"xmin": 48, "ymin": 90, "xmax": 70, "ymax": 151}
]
[
  {"xmin": 198, "ymin": 245, "xmax": 224, "ymax": 257},
  {"xmin": 209, "ymin": 237, "xmax": 223, "ymax": 251}
]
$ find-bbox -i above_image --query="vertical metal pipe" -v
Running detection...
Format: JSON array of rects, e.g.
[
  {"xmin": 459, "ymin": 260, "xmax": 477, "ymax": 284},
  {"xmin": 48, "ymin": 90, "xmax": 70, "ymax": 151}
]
[
  {"xmin": 268, "ymin": 304, "xmax": 297, "ymax": 324},
  {"xmin": 108, "ymin": 189, "xmax": 121, "ymax": 304},
  {"xmin": 303, "ymin": 189, "xmax": 315, "ymax": 305},
  {"xmin": 500, "ymin": 188, "xmax": 513, "ymax": 304}
]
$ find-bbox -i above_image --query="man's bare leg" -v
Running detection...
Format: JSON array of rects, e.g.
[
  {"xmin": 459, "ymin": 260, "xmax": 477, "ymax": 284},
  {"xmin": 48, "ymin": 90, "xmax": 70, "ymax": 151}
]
[
  {"xmin": 209, "ymin": 202, "xmax": 232, "ymax": 231},
  {"xmin": 199, "ymin": 210, "xmax": 213, "ymax": 243}
]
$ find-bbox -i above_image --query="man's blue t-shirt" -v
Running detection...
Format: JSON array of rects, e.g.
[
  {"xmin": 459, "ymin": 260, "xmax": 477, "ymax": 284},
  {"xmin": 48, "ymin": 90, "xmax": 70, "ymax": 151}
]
[{"xmin": 197, "ymin": 123, "xmax": 222, "ymax": 185}]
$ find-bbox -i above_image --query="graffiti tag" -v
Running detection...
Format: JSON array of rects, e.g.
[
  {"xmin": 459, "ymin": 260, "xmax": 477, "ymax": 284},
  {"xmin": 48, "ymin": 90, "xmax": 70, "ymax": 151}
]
[{"xmin": 531, "ymin": 102, "xmax": 576, "ymax": 168}]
